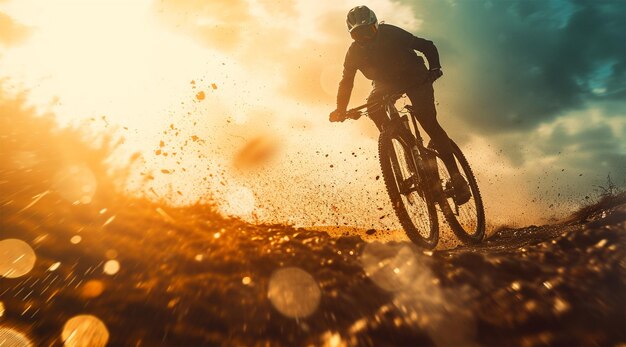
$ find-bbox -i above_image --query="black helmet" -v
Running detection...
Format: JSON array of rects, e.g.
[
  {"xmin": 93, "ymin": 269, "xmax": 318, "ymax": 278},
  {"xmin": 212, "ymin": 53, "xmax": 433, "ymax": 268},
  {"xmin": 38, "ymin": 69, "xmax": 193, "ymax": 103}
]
[{"xmin": 346, "ymin": 6, "xmax": 379, "ymax": 43}]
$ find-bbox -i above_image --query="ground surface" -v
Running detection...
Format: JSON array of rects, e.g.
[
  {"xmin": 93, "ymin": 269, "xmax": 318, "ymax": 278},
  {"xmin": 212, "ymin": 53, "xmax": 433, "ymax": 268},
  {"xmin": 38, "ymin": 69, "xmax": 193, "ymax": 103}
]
[{"xmin": 1, "ymin": 186, "xmax": 624, "ymax": 346}]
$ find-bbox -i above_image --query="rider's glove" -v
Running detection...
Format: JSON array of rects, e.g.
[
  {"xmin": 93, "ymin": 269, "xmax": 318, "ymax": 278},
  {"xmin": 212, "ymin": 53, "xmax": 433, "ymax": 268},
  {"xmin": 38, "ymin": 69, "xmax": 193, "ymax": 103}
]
[
  {"xmin": 428, "ymin": 68, "xmax": 443, "ymax": 83},
  {"xmin": 329, "ymin": 109, "xmax": 346, "ymax": 122}
]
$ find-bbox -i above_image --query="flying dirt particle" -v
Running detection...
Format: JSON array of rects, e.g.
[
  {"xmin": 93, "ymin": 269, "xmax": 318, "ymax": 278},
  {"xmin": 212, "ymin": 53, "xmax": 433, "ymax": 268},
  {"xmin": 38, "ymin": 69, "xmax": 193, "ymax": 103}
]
[
  {"xmin": 553, "ymin": 297, "xmax": 570, "ymax": 314},
  {"xmin": 543, "ymin": 281, "xmax": 553, "ymax": 290},
  {"xmin": 155, "ymin": 207, "xmax": 174, "ymax": 223},
  {"xmin": 196, "ymin": 91, "xmax": 205, "ymax": 101},
  {"xmin": 211, "ymin": 83, "xmax": 217, "ymax": 90},
  {"xmin": 322, "ymin": 331, "xmax": 344, "ymax": 347},
  {"xmin": 0, "ymin": 239, "xmax": 36, "ymax": 278},
  {"xmin": 70, "ymin": 235, "xmax": 82, "ymax": 244},
  {"xmin": 80, "ymin": 280, "xmax": 105, "ymax": 299},
  {"xmin": 0, "ymin": 327, "xmax": 33, "ymax": 347},
  {"xmin": 167, "ymin": 298, "xmax": 180, "ymax": 309},
  {"xmin": 103, "ymin": 260, "xmax": 120, "ymax": 276},
  {"xmin": 48, "ymin": 262, "xmax": 61, "ymax": 271},
  {"xmin": 375, "ymin": 175, "xmax": 380, "ymax": 180},
  {"xmin": 161, "ymin": 169, "xmax": 171, "ymax": 174},
  {"xmin": 366, "ymin": 229, "xmax": 376, "ymax": 235},
  {"xmin": 267, "ymin": 267, "xmax": 321, "ymax": 319},
  {"xmin": 233, "ymin": 136, "xmax": 279, "ymax": 170},
  {"xmin": 242, "ymin": 276, "xmax": 252, "ymax": 285},
  {"xmin": 159, "ymin": 140, "xmax": 165, "ymax": 148},
  {"xmin": 99, "ymin": 208, "xmax": 107, "ymax": 215},
  {"xmin": 62, "ymin": 315, "xmax": 109, "ymax": 347},
  {"xmin": 190, "ymin": 80, "xmax": 195, "ymax": 85},
  {"xmin": 103, "ymin": 216, "xmax": 116, "ymax": 227}
]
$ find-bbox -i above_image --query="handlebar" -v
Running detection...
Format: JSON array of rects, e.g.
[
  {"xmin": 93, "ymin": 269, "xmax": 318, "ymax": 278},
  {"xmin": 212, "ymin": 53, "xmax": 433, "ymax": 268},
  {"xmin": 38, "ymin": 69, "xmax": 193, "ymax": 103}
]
[
  {"xmin": 344, "ymin": 92, "xmax": 405, "ymax": 120},
  {"xmin": 343, "ymin": 77, "xmax": 432, "ymax": 120}
]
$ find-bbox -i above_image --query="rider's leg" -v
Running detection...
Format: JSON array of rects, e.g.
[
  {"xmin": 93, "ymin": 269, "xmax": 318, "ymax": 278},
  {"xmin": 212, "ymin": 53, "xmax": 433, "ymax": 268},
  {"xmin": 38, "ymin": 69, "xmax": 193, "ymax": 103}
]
[
  {"xmin": 367, "ymin": 82, "xmax": 391, "ymax": 132},
  {"xmin": 406, "ymin": 84, "xmax": 471, "ymax": 203},
  {"xmin": 405, "ymin": 84, "xmax": 460, "ymax": 176}
]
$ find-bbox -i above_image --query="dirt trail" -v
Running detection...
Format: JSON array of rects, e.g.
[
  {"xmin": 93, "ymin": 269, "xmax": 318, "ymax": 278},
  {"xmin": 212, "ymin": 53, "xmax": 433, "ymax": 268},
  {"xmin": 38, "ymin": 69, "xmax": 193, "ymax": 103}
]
[{"xmin": 1, "ymin": 186, "xmax": 624, "ymax": 346}]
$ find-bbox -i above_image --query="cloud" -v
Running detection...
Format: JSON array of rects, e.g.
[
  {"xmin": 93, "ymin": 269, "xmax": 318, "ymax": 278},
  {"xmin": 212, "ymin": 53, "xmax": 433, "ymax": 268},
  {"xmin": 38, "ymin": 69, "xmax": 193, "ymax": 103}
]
[
  {"xmin": 154, "ymin": 0, "xmax": 421, "ymax": 106},
  {"xmin": 401, "ymin": 0, "xmax": 625, "ymax": 133},
  {"xmin": 529, "ymin": 104, "xmax": 625, "ymax": 177},
  {"xmin": 0, "ymin": 12, "xmax": 30, "ymax": 47}
]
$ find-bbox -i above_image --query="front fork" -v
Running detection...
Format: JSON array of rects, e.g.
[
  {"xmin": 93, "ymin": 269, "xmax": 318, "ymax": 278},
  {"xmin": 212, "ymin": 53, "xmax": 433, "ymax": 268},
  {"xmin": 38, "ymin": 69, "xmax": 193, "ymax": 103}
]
[{"xmin": 393, "ymin": 115, "xmax": 430, "ymax": 197}]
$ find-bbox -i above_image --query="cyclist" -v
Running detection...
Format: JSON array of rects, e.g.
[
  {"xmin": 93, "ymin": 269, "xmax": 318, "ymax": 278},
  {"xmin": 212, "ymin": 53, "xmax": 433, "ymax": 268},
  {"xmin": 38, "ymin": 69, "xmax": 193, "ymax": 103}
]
[{"xmin": 329, "ymin": 5, "xmax": 471, "ymax": 204}]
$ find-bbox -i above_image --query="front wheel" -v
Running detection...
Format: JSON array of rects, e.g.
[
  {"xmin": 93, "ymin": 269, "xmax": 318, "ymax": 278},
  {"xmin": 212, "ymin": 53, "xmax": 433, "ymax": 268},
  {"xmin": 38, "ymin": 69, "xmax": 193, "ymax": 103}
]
[
  {"xmin": 435, "ymin": 140, "xmax": 485, "ymax": 244},
  {"xmin": 378, "ymin": 132, "xmax": 439, "ymax": 249}
]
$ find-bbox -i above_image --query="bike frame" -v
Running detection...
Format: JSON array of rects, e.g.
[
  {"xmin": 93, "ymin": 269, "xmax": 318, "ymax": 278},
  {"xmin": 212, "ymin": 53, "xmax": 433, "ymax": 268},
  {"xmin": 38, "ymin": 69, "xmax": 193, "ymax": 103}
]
[{"xmin": 346, "ymin": 93, "xmax": 443, "ymax": 197}]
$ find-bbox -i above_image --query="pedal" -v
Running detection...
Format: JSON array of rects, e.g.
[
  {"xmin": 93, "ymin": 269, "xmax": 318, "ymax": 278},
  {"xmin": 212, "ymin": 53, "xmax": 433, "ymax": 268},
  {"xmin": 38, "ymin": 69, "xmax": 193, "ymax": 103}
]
[
  {"xmin": 443, "ymin": 179, "xmax": 455, "ymax": 198},
  {"xmin": 398, "ymin": 177, "xmax": 414, "ymax": 195}
]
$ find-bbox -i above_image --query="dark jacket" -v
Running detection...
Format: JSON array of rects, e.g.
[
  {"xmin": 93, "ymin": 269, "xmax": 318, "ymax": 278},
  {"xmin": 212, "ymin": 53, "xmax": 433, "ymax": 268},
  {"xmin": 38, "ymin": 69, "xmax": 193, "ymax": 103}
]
[{"xmin": 336, "ymin": 23, "xmax": 441, "ymax": 111}]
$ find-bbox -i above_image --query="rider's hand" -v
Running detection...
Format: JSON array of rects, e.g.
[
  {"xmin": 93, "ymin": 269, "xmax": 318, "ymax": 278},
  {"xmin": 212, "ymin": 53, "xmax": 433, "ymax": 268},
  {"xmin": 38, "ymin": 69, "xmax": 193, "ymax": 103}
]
[
  {"xmin": 329, "ymin": 109, "xmax": 346, "ymax": 122},
  {"xmin": 428, "ymin": 68, "xmax": 443, "ymax": 83}
]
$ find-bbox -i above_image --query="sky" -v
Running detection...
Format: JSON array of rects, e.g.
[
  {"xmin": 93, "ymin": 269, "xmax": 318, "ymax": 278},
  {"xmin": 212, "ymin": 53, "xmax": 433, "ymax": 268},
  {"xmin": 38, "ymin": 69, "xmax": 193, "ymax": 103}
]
[{"xmin": 0, "ymin": 0, "xmax": 624, "ymax": 230}]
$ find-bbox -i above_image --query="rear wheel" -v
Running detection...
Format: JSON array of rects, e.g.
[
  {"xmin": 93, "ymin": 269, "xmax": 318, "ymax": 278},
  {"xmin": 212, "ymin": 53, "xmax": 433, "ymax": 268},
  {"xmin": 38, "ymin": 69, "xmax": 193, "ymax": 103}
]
[
  {"xmin": 434, "ymin": 140, "xmax": 485, "ymax": 243},
  {"xmin": 378, "ymin": 132, "xmax": 439, "ymax": 249}
]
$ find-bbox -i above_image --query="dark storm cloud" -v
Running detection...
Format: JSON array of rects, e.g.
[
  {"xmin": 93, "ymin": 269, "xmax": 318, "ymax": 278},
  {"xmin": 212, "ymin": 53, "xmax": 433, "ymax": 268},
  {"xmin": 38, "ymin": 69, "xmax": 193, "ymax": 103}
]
[
  {"xmin": 402, "ymin": 0, "xmax": 626, "ymax": 133},
  {"xmin": 537, "ymin": 116, "xmax": 625, "ymax": 177}
]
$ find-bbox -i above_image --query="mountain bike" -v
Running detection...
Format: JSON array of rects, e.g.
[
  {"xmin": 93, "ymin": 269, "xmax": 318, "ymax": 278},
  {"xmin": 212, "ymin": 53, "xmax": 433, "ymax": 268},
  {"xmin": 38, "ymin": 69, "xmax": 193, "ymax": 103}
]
[{"xmin": 344, "ymin": 89, "xmax": 485, "ymax": 249}]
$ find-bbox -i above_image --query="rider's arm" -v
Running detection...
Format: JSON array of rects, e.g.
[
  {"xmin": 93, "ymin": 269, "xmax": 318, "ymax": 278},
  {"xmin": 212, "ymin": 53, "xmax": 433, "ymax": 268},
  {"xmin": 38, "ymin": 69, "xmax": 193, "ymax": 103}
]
[
  {"xmin": 411, "ymin": 36, "xmax": 441, "ymax": 70},
  {"xmin": 336, "ymin": 49, "xmax": 358, "ymax": 112},
  {"xmin": 387, "ymin": 24, "xmax": 441, "ymax": 70}
]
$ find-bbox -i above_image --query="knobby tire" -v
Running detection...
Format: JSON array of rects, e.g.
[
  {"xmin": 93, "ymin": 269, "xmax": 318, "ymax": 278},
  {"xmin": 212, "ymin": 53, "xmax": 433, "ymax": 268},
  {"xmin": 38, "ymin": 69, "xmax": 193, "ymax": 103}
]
[
  {"xmin": 378, "ymin": 132, "xmax": 439, "ymax": 249},
  {"xmin": 436, "ymin": 141, "xmax": 485, "ymax": 244}
]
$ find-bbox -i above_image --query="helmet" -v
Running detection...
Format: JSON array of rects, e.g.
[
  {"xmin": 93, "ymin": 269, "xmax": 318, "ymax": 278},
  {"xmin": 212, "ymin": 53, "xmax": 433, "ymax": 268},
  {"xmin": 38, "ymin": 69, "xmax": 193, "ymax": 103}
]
[{"xmin": 346, "ymin": 6, "xmax": 379, "ymax": 43}]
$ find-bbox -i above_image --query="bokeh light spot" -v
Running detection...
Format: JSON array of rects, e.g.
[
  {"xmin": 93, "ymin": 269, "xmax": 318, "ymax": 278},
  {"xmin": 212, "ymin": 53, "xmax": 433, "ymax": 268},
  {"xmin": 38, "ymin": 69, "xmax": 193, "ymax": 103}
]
[
  {"xmin": 0, "ymin": 327, "xmax": 33, "ymax": 347},
  {"xmin": 61, "ymin": 315, "xmax": 109, "ymax": 347},
  {"xmin": 80, "ymin": 280, "xmax": 105, "ymax": 299},
  {"xmin": 52, "ymin": 164, "xmax": 97, "ymax": 205},
  {"xmin": 48, "ymin": 262, "xmax": 61, "ymax": 271},
  {"xmin": 267, "ymin": 267, "xmax": 321, "ymax": 319},
  {"xmin": 70, "ymin": 235, "xmax": 82, "ymax": 244},
  {"xmin": 0, "ymin": 239, "xmax": 37, "ymax": 279},
  {"xmin": 103, "ymin": 260, "xmax": 120, "ymax": 276},
  {"xmin": 360, "ymin": 242, "xmax": 420, "ymax": 292}
]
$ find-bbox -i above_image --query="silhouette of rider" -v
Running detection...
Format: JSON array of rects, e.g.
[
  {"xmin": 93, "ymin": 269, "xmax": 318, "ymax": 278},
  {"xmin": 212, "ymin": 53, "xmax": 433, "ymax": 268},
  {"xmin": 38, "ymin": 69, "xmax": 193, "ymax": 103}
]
[{"xmin": 329, "ymin": 5, "xmax": 470, "ymax": 204}]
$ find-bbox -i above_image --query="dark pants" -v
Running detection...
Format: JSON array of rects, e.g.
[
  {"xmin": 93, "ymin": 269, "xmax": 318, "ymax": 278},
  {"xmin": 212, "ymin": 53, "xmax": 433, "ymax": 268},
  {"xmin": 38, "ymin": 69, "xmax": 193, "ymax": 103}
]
[{"xmin": 367, "ymin": 81, "xmax": 461, "ymax": 177}]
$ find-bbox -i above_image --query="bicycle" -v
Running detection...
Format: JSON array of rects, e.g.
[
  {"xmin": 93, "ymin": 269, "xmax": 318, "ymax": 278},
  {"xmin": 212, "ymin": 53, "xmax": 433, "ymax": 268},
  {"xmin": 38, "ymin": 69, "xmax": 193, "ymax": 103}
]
[{"xmin": 343, "ymin": 87, "xmax": 485, "ymax": 249}]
